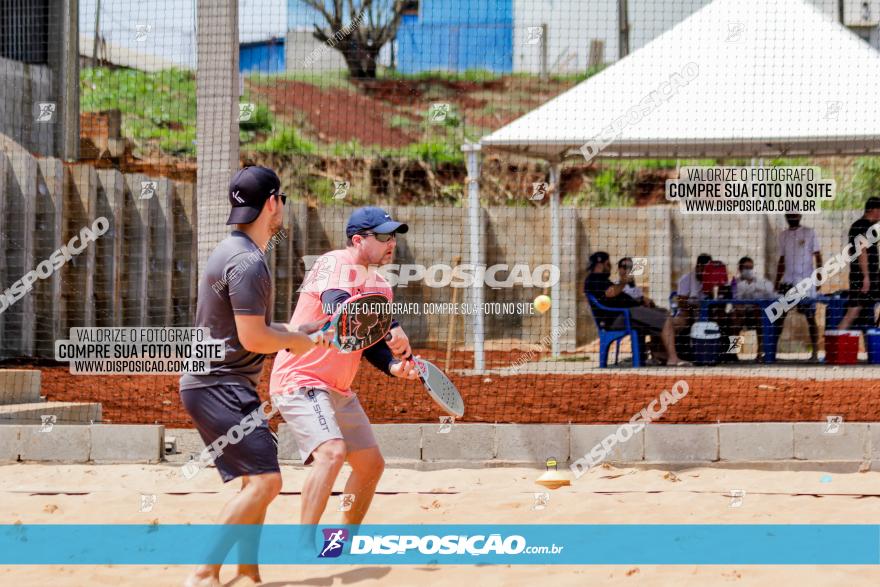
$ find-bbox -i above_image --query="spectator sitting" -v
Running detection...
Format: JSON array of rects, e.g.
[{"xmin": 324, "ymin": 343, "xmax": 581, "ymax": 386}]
[
  {"xmin": 618, "ymin": 257, "xmax": 655, "ymax": 306},
  {"xmin": 731, "ymin": 256, "xmax": 775, "ymax": 362},
  {"xmin": 584, "ymin": 251, "xmax": 690, "ymax": 366},
  {"xmin": 673, "ymin": 253, "xmax": 712, "ymax": 348}
]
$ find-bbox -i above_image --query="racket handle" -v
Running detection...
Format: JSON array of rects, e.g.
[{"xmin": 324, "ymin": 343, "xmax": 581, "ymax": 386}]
[
  {"xmin": 384, "ymin": 332, "xmax": 413, "ymax": 361},
  {"xmin": 308, "ymin": 321, "xmax": 331, "ymax": 343}
]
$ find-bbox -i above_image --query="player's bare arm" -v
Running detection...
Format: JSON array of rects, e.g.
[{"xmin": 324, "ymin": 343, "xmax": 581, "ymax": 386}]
[{"xmin": 236, "ymin": 315, "xmax": 332, "ymax": 354}]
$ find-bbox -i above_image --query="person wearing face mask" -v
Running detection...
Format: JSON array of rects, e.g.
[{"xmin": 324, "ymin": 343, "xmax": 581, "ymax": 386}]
[
  {"xmin": 732, "ymin": 256, "xmax": 775, "ymax": 362},
  {"xmin": 774, "ymin": 214, "xmax": 822, "ymax": 362},
  {"xmin": 584, "ymin": 251, "xmax": 689, "ymax": 366},
  {"xmin": 672, "ymin": 253, "xmax": 712, "ymax": 357}
]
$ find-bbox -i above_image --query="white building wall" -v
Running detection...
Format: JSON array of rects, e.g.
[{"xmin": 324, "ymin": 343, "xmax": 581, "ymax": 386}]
[
  {"xmin": 513, "ymin": 0, "xmax": 874, "ymax": 74},
  {"xmin": 514, "ymin": 0, "xmax": 617, "ymax": 75}
]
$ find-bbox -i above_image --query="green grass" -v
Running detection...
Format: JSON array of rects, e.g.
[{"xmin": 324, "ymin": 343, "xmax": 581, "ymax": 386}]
[
  {"xmin": 81, "ymin": 66, "xmax": 197, "ymax": 155},
  {"xmin": 246, "ymin": 69, "xmax": 356, "ymax": 91},
  {"xmin": 249, "ymin": 127, "xmax": 316, "ymax": 155},
  {"xmin": 829, "ymin": 156, "xmax": 880, "ymax": 210},
  {"xmin": 614, "ymin": 158, "xmax": 718, "ymax": 171},
  {"xmin": 237, "ymin": 101, "xmax": 273, "ymax": 133},
  {"xmin": 566, "ymin": 169, "xmax": 635, "ymax": 207},
  {"xmin": 548, "ymin": 63, "xmax": 607, "ymax": 84},
  {"xmin": 389, "ymin": 115, "xmax": 418, "ymax": 129},
  {"xmin": 379, "ymin": 139, "xmax": 464, "ymax": 166},
  {"xmin": 330, "ymin": 139, "xmax": 368, "ymax": 157},
  {"xmin": 378, "ymin": 67, "xmax": 501, "ymax": 83}
]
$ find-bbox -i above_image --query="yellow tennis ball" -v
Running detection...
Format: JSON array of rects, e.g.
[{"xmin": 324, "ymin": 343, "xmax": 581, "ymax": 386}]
[{"xmin": 534, "ymin": 295, "xmax": 552, "ymax": 314}]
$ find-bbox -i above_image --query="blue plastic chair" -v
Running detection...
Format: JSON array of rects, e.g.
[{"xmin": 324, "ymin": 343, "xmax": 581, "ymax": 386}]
[
  {"xmin": 668, "ymin": 290, "xmax": 679, "ymax": 317},
  {"xmin": 587, "ymin": 294, "xmax": 641, "ymax": 368}
]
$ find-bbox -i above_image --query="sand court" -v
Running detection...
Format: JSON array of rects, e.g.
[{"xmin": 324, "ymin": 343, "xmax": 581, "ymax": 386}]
[{"xmin": 3, "ymin": 462, "xmax": 880, "ymax": 585}]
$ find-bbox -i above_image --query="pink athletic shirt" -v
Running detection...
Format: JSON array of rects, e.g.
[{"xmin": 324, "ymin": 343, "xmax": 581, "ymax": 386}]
[{"xmin": 270, "ymin": 248, "xmax": 392, "ymax": 396}]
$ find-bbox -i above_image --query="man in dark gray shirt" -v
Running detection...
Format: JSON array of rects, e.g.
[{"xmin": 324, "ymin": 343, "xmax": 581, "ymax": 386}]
[{"xmin": 179, "ymin": 166, "xmax": 330, "ymax": 587}]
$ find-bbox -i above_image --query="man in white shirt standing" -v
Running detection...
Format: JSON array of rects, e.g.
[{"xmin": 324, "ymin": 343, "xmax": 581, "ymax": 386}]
[{"xmin": 774, "ymin": 214, "xmax": 823, "ymax": 361}]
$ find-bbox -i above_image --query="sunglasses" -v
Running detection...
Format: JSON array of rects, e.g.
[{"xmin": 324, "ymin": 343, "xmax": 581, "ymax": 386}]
[
  {"xmin": 275, "ymin": 192, "xmax": 287, "ymax": 205},
  {"xmin": 358, "ymin": 232, "xmax": 396, "ymax": 243}
]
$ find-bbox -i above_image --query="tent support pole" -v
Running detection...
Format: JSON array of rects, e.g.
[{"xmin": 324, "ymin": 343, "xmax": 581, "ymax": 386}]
[
  {"xmin": 463, "ymin": 142, "xmax": 484, "ymax": 373},
  {"xmin": 549, "ymin": 162, "xmax": 562, "ymax": 358}
]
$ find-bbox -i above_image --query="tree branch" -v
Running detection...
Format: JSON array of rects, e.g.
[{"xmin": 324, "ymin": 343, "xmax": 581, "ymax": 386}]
[
  {"xmin": 301, "ymin": 0, "xmax": 341, "ymax": 29},
  {"xmin": 373, "ymin": 0, "xmax": 403, "ymax": 46}
]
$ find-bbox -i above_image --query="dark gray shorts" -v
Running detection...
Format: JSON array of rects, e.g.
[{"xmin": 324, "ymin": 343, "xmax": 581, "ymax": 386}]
[
  {"xmin": 611, "ymin": 306, "xmax": 668, "ymax": 334},
  {"xmin": 179, "ymin": 384, "xmax": 279, "ymax": 483}
]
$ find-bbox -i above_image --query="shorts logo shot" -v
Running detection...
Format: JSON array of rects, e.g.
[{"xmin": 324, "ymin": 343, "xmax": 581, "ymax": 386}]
[{"xmin": 307, "ymin": 389, "xmax": 331, "ymax": 433}]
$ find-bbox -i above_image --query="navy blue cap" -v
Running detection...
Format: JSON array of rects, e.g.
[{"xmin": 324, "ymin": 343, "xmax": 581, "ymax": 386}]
[
  {"xmin": 226, "ymin": 166, "xmax": 283, "ymax": 225},
  {"xmin": 346, "ymin": 207, "xmax": 409, "ymax": 238}
]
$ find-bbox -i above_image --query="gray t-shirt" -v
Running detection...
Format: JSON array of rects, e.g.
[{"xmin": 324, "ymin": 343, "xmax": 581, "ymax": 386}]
[{"xmin": 179, "ymin": 231, "xmax": 272, "ymax": 391}]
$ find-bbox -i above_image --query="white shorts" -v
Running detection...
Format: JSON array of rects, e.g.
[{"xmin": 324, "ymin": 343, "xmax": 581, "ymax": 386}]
[{"xmin": 273, "ymin": 387, "xmax": 377, "ymax": 464}]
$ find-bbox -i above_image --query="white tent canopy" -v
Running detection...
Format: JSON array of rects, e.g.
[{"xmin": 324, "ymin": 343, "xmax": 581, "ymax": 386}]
[{"xmin": 481, "ymin": 0, "xmax": 880, "ymax": 160}]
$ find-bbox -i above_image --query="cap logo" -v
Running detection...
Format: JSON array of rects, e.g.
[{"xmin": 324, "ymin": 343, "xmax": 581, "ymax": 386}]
[
  {"xmin": 384, "ymin": 214, "xmax": 390, "ymax": 218},
  {"xmin": 232, "ymin": 190, "xmax": 244, "ymax": 204}
]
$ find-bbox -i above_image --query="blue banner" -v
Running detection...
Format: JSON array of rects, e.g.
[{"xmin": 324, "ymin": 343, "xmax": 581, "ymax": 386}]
[{"xmin": 0, "ymin": 524, "xmax": 877, "ymax": 565}]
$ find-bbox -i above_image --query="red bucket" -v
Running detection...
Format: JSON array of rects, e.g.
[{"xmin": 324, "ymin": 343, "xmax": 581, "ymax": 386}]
[{"xmin": 825, "ymin": 330, "xmax": 860, "ymax": 365}]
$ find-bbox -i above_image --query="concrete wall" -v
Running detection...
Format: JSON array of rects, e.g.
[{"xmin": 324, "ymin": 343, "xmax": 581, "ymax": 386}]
[
  {"xmin": 262, "ymin": 422, "xmax": 880, "ymax": 468},
  {"xmin": 7, "ymin": 421, "xmax": 880, "ymax": 465},
  {"xmin": 0, "ymin": 146, "xmax": 863, "ymax": 360},
  {"xmin": 0, "ymin": 57, "xmax": 54, "ymax": 157},
  {"xmin": 0, "ymin": 424, "xmax": 164, "ymax": 463},
  {"xmin": 285, "ymin": 30, "xmax": 348, "ymax": 73},
  {"xmin": 0, "ymin": 144, "xmax": 197, "ymax": 361}
]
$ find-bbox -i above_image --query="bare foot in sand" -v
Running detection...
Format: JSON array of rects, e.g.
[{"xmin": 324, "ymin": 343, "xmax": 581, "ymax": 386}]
[
  {"xmin": 183, "ymin": 569, "xmax": 222, "ymax": 587},
  {"xmin": 226, "ymin": 574, "xmax": 259, "ymax": 587}
]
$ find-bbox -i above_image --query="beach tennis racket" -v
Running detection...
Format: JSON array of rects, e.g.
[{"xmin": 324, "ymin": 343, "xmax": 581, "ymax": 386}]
[
  {"xmin": 385, "ymin": 335, "xmax": 465, "ymax": 418},
  {"xmin": 308, "ymin": 292, "xmax": 392, "ymax": 353}
]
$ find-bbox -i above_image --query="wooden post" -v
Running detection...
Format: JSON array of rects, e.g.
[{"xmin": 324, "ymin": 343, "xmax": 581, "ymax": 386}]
[
  {"xmin": 95, "ymin": 169, "xmax": 124, "ymax": 327},
  {"xmin": 123, "ymin": 174, "xmax": 150, "ymax": 325},
  {"xmin": 618, "ymin": 0, "xmax": 630, "ymax": 60},
  {"xmin": 67, "ymin": 165, "xmax": 98, "ymax": 329},
  {"xmin": 151, "ymin": 178, "xmax": 175, "ymax": 326},
  {"xmin": 539, "ymin": 24, "xmax": 548, "ymax": 82},
  {"xmin": 0, "ymin": 154, "xmax": 7, "ymax": 358},
  {"xmin": 588, "ymin": 39, "xmax": 605, "ymax": 69},
  {"xmin": 444, "ymin": 255, "xmax": 462, "ymax": 370},
  {"xmin": 6, "ymin": 149, "xmax": 38, "ymax": 355},
  {"xmin": 36, "ymin": 158, "xmax": 65, "ymax": 355},
  {"xmin": 172, "ymin": 181, "xmax": 198, "ymax": 325}
]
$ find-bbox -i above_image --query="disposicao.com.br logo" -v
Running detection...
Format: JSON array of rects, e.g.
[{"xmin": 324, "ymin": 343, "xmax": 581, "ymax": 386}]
[
  {"xmin": 318, "ymin": 528, "xmax": 349, "ymax": 558},
  {"xmin": 319, "ymin": 529, "xmax": 563, "ymax": 557}
]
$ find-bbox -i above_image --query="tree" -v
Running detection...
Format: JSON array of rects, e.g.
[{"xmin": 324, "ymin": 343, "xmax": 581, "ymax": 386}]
[{"xmin": 303, "ymin": 0, "xmax": 405, "ymax": 79}]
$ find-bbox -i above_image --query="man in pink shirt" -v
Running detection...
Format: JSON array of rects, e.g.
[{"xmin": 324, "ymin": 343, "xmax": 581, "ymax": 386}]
[{"xmin": 271, "ymin": 207, "xmax": 419, "ymax": 532}]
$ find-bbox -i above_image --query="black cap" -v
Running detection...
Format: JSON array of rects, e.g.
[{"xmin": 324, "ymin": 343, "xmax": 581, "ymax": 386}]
[
  {"xmin": 226, "ymin": 166, "xmax": 282, "ymax": 225},
  {"xmin": 588, "ymin": 251, "xmax": 609, "ymax": 270},
  {"xmin": 866, "ymin": 197, "xmax": 880, "ymax": 211},
  {"xmin": 346, "ymin": 206, "xmax": 409, "ymax": 238}
]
